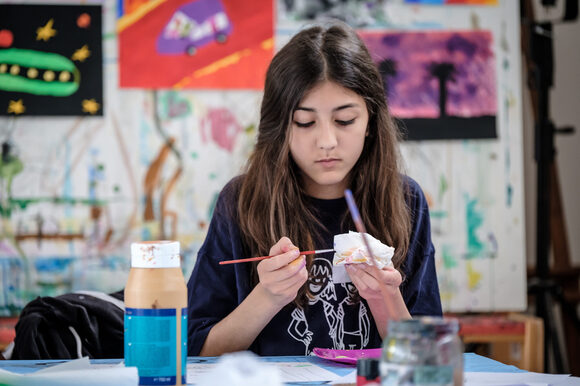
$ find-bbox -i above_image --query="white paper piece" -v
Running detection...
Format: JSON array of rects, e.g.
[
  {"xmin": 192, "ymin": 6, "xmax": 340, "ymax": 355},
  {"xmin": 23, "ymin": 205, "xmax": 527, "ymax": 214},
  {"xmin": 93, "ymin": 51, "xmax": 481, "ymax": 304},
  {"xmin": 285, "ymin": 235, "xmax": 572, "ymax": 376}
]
[
  {"xmin": 0, "ymin": 357, "xmax": 138, "ymax": 386},
  {"xmin": 332, "ymin": 264, "xmax": 351, "ymax": 284},
  {"xmin": 333, "ymin": 231, "xmax": 394, "ymax": 269}
]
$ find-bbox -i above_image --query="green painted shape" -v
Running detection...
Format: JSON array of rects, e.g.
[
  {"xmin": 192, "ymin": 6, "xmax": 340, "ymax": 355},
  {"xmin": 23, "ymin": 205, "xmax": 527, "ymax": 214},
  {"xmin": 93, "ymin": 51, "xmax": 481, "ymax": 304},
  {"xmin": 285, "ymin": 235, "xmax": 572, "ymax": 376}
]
[
  {"xmin": 438, "ymin": 175, "xmax": 448, "ymax": 199},
  {"xmin": 0, "ymin": 196, "xmax": 107, "ymax": 218},
  {"xmin": 0, "ymin": 154, "xmax": 23, "ymax": 217},
  {"xmin": 207, "ymin": 192, "xmax": 219, "ymax": 220},
  {"xmin": 442, "ymin": 245, "xmax": 458, "ymax": 269},
  {"xmin": 430, "ymin": 210, "xmax": 448, "ymax": 219},
  {"xmin": 0, "ymin": 48, "xmax": 76, "ymax": 72},
  {"xmin": 465, "ymin": 196, "xmax": 485, "ymax": 259},
  {"xmin": 0, "ymin": 156, "xmax": 23, "ymax": 180},
  {"xmin": 0, "ymin": 73, "xmax": 79, "ymax": 96}
]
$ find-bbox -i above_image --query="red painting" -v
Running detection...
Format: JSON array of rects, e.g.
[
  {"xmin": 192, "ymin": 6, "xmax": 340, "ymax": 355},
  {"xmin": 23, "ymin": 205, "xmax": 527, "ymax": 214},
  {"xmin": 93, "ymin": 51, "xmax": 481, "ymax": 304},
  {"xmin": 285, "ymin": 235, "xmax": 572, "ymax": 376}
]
[{"xmin": 118, "ymin": 0, "xmax": 273, "ymax": 89}]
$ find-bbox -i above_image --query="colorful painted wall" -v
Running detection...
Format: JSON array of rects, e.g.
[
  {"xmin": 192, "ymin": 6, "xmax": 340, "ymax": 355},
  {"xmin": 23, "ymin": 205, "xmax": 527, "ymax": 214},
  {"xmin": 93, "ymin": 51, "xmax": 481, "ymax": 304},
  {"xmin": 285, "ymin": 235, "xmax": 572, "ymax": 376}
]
[{"xmin": 0, "ymin": 0, "xmax": 526, "ymax": 314}]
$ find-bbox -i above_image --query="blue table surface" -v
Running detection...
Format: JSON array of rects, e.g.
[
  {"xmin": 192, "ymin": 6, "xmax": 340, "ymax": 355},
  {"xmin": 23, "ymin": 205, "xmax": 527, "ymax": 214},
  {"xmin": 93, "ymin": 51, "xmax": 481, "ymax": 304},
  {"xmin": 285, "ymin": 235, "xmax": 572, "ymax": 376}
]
[{"xmin": 0, "ymin": 352, "xmax": 523, "ymax": 375}]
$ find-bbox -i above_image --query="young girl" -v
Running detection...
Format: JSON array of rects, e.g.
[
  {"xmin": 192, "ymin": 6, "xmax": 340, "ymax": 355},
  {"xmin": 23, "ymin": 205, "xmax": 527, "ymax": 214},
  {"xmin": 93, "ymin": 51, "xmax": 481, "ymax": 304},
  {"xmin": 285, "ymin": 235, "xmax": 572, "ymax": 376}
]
[{"xmin": 187, "ymin": 21, "xmax": 442, "ymax": 357}]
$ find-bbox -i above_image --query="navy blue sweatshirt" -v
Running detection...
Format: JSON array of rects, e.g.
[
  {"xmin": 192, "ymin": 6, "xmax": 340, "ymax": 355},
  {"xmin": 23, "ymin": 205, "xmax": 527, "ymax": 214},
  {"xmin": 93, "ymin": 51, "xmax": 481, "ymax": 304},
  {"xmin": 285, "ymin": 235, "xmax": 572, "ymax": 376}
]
[{"xmin": 187, "ymin": 175, "xmax": 442, "ymax": 356}]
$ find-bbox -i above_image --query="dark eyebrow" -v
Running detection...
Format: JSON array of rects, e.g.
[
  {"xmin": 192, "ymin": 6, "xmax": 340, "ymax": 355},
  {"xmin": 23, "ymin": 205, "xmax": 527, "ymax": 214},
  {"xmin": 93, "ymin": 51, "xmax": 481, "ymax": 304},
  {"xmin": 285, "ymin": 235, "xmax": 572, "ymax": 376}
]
[
  {"xmin": 295, "ymin": 107, "xmax": 315, "ymax": 112},
  {"xmin": 294, "ymin": 103, "xmax": 360, "ymax": 113}
]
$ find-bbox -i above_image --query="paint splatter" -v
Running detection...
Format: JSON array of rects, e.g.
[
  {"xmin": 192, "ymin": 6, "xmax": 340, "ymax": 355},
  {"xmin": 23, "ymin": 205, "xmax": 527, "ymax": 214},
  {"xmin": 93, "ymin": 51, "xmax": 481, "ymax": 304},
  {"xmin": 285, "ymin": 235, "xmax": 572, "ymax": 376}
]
[
  {"xmin": 442, "ymin": 244, "xmax": 458, "ymax": 269},
  {"xmin": 466, "ymin": 261, "xmax": 482, "ymax": 290},
  {"xmin": 159, "ymin": 91, "xmax": 191, "ymax": 120},
  {"xmin": 200, "ymin": 108, "xmax": 242, "ymax": 152},
  {"xmin": 465, "ymin": 195, "xmax": 484, "ymax": 258},
  {"xmin": 438, "ymin": 174, "xmax": 448, "ymax": 202},
  {"xmin": 207, "ymin": 192, "xmax": 219, "ymax": 220}
]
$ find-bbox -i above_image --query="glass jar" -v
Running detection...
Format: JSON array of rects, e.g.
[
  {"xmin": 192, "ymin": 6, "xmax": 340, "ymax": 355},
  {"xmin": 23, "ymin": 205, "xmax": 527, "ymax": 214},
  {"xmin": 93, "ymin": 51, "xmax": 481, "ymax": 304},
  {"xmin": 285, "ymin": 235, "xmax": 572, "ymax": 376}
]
[
  {"xmin": 380, "ymin": 318, "xmax": 463, "ymax": 386},
  {"xmin": 420, "ymin": 317, "xmax": 463, "ymax": 386}
]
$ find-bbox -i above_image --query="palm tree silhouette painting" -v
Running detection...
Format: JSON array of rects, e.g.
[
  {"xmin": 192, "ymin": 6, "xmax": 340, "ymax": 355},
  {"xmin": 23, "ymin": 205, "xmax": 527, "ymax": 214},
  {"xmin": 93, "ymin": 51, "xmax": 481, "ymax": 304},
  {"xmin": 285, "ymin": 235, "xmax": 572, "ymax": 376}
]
[
  {"xmin": 361, "ymin": 30, "xmax": 496, "ymax": 140},
  {"xmin": 429, "ymin": 62, "xmax": 457, "ymax": 118},
  {"xmin": 378, "ymin": 58, "xmax": 397, "ymax": 102}
]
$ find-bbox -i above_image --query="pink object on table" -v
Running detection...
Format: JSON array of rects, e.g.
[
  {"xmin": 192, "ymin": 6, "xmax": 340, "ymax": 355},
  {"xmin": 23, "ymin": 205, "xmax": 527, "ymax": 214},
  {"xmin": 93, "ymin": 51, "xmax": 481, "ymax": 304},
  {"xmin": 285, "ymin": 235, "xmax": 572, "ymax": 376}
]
[{"xmin": 312, "ymin": 347, "xmax": 382, "ymax": 365}]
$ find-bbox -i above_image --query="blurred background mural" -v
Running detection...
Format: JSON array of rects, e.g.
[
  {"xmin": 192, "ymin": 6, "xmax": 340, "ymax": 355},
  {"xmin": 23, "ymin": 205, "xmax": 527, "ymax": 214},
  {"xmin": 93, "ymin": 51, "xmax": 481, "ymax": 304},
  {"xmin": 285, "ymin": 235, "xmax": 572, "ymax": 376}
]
[{"xmin": 0, "ymin": 0, "xmax": 525, "ymax": 315}]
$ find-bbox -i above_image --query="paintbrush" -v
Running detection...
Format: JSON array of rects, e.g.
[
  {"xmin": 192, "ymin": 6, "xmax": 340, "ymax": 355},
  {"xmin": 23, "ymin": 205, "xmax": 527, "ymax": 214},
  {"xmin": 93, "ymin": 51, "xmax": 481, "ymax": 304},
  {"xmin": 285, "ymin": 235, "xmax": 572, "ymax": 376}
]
[
  {"xmin": 219, "ymin": 248, "xmax": 335, "ymax": 265},
  {"xmin": 344, "ymin": 189, "xmax": 398, "ymax": 321},
  {"xmin": 344, "ymin": 190, "xmax": 380, "ymax": 268}
]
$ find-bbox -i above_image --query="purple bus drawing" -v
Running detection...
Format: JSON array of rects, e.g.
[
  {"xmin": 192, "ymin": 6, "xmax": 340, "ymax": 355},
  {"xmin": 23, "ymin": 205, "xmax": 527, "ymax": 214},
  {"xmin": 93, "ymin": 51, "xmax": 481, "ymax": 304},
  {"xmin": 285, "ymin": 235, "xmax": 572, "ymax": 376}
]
[{"xmin": 156, "ymin": 0, "xmax": 232, "ymax": 56}]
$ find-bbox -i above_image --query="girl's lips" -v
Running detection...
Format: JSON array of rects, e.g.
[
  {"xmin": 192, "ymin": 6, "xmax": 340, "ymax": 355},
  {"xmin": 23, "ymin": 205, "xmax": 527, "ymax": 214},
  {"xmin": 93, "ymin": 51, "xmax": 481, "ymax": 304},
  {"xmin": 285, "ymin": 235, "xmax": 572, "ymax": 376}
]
[{"xmin": 316, "ymin": 158, "xmax": 340, "ymax": 167}]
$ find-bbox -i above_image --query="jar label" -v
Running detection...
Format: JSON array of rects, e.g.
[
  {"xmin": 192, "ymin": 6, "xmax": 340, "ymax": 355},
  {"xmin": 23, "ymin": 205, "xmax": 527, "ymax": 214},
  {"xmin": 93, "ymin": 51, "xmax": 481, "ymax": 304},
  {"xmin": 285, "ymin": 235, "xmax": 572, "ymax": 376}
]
[
  {"xmin": 381, "ymin": 363, "xmax": 453, "ymax": 385},
  {"xmin": 125, "ymin": 308, "xmax": 187, "ymax": 385}
]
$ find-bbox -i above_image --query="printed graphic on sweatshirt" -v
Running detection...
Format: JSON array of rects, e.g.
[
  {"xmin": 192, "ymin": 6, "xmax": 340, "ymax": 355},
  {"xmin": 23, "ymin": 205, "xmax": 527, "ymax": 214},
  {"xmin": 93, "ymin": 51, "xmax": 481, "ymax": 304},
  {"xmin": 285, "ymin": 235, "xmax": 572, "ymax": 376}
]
[{"xmin": 286, "ymin": 257, "xmax": 370, "ymax": 354}]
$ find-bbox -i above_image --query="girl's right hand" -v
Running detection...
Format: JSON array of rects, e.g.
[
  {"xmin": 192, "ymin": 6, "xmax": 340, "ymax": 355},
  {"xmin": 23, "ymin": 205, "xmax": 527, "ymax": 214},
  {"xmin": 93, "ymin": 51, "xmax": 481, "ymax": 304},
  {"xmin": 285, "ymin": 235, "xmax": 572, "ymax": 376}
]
[{"xmin": 256, "ymin": 237, "xmax": 308, "ymax": 307}]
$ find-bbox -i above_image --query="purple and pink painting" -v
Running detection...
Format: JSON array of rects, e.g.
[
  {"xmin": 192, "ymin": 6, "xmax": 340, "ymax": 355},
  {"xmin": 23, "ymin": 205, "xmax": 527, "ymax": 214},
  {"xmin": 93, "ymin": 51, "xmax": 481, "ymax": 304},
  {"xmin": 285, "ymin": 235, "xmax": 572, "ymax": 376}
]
[{"xmin": 359, "ymin": 30, "xmax": 497, "ymax": 140}]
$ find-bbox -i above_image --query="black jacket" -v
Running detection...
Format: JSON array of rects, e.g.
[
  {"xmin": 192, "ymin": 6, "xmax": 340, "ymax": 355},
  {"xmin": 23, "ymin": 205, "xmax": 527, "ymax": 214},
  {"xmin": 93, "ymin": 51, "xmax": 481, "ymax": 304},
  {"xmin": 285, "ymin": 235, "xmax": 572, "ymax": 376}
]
[{"xmin": 11, "ymin": 290, "xmax": 124, "ymax": 359}]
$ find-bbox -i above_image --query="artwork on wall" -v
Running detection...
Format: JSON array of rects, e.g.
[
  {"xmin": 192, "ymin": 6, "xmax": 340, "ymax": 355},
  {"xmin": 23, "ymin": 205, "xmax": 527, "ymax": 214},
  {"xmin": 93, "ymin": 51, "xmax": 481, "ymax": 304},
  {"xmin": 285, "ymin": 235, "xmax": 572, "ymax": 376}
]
[
  {"xmin": 118, "ymin": 0, "xmax": 273, "ymax": 89},
  {"xmin": 0, "ymin": 4, "xmax": 103, "ymax": 116},
  {"xmin": 404, "ymin": 0, "xmax": 498, "ymax": 5},
  {"xmin": 0, "ymin": 87, "xmax": 260, "ymax": 317},
  {"xmin": 277, "ymin": 0, "xmax": 388, "ymax": 28},
  {"xmin": 359, "ymin": 30, "xmax": 497, "ymax": 140}
]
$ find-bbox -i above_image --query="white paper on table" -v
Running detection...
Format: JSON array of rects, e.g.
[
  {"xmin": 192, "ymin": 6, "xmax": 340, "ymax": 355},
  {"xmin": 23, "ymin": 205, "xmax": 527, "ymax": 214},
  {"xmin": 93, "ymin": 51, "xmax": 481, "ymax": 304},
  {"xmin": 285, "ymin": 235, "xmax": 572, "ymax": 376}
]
[
  {"xmin": 271, "ymin": 361, "xmax": 343, "ymax": 383},
  {"xmin": 331, "ymin": 369, "xmax": 356, "ymax": 384},
  {"xmin": 464, "ymin": 371, "xmax": 574, "ymax": 386},
  {"xmin": 0, "ymin": 357, "xmax": 138, "ymax": 386},
  {"xmin": 187, "ymin": 360, "xmax": 343, "ymax": 384}
]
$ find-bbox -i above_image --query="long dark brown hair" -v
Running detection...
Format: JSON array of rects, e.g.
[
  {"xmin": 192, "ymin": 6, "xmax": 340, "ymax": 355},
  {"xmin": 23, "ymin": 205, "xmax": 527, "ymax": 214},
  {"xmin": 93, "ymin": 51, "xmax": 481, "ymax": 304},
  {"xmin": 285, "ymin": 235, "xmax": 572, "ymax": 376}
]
[{"xmin": 237, "ymin": 21, "xmax": 411, "ymax": 306}]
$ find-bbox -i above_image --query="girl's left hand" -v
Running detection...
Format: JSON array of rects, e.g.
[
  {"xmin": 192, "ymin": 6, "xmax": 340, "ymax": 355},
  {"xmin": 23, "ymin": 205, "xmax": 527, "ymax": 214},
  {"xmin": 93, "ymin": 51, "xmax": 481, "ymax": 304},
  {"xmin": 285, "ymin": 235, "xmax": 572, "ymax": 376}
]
[{"xmin": 345, "ymin": 264, "xmax": 402, "ymax": 300}]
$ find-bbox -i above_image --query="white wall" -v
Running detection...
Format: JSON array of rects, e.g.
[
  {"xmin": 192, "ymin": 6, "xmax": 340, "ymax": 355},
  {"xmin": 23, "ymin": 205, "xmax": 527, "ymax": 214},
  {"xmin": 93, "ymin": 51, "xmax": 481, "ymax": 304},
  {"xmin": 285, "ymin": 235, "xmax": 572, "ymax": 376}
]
[{"xmin": 523, "ymin": 16, "xmax": 580, "ymax": 267}]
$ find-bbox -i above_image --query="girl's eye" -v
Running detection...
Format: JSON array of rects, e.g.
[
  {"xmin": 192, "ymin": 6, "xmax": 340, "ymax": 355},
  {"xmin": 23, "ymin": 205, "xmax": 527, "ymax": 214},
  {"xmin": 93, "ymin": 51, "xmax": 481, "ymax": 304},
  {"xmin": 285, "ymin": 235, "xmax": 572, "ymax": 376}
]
[
  {"xmin": 336, "ymin": 118, "xmax": 355, "ymax": 126},
  {"xmin": 294, "ymin": 121, "xmax": 315, "ymax": 128}
]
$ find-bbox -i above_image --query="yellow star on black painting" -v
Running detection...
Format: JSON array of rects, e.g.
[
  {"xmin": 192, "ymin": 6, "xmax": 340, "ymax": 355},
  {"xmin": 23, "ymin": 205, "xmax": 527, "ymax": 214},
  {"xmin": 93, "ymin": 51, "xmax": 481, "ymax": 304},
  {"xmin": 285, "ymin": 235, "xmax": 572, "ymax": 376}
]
[
  {"xmin": 82, "ymin": 99, "xmax": 100, "ymax": 114},
  {"xmin": 37, "ymin": 19, "xmax": 57, "ymax": 41},
  {"xmin": 7, "ymin": 99, "xmax": 26, "ymax": 115},
  {"xmin": 72, "ymin": 45, "xmax": 91, "ymax": 62}
]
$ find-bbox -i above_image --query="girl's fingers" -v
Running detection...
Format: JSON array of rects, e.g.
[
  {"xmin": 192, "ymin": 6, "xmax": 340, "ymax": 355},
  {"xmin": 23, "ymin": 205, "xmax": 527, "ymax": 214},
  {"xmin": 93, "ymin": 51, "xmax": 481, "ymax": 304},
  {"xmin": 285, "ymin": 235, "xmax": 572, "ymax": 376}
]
[
  {"xmin": 258, "ymin": 255, "xmax": 306, "ymax": 287},
  {"xmin": 268, "ymin": 236, "xmax": 294, "ymax": 257},
  {"xmin": 347, "ymin": 264, "xmax": 381, "ymax": 293},
  {"xmin": 346, "ymin": 265, "xmax": 367, "ymax": 290},
  {"xmin": 346, "ymin": 264, "xmax": 403, "ymax": 300},
  {"xmin": 263, "ymin": 261, "xmax": 308, "ymax": 296},
  {"xmin": 262, "ymin": 248, "xmax": 301, "ymax": 270},
  {"xmin": 278, "ymin": 264, "xmax": 309, "ymax": 291},
  {"xmin": 350, "ymin": 263, "xmax": 401, "ymax": 286}
]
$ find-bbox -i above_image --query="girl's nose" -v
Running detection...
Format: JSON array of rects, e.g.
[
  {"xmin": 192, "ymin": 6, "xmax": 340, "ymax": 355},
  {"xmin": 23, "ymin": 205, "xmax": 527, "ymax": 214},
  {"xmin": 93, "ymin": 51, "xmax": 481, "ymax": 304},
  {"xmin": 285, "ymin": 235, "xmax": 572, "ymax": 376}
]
[{"xmin": 317, "ymin": 121, "xmax": 337, "ymax": 150}]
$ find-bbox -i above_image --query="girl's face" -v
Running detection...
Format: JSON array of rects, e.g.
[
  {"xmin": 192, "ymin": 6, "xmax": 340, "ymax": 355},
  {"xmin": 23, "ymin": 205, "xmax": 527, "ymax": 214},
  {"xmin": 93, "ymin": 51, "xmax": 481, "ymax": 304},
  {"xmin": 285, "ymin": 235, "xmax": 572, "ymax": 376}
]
[{"xmin": 289, "ymin": 81, "xmax": 369, "ymax": 199}]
